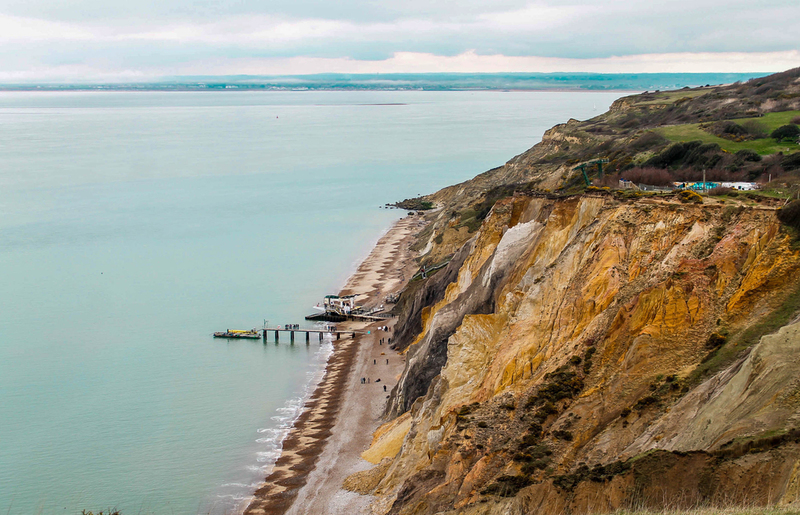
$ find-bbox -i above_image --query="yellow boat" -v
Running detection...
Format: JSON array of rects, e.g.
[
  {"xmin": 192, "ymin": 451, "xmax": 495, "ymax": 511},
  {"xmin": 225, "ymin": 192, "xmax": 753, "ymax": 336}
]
[{"xmin": 213, "ymin": 329, "xmax": 260, "ymax": 339}]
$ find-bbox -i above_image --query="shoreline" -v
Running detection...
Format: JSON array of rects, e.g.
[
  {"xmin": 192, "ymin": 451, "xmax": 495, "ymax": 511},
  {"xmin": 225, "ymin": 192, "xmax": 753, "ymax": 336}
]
[{"xmin": 243, "ymin": 214, "xmax": 426, "ymax": 515}]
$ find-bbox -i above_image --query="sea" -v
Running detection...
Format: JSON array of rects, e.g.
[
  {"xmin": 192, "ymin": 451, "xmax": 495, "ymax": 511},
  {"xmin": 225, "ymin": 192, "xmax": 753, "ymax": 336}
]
[{"xmin": 0, "ymin": 89, "xmax": 624, "ymax": 514}]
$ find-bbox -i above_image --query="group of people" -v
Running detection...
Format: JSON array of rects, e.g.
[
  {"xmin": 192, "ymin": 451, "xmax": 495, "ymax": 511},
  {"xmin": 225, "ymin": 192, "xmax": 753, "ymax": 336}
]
[
  {"xmin": 363, "ymin": 324, "xmax": 393, "ymax": 392},
  {"xmin": 360, "ymin": 377, "xmax": 388, "ymax": 392}
]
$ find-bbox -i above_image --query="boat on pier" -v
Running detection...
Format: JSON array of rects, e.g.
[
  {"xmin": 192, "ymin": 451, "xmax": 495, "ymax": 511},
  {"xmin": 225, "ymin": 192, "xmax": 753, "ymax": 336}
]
[
  {"xmin": 305, "ymin": 294, "xmax": 395, "ymax": 322},
  {"xmin": 213, "ymin": 329, "xmax": 261, "ymax": 339}
]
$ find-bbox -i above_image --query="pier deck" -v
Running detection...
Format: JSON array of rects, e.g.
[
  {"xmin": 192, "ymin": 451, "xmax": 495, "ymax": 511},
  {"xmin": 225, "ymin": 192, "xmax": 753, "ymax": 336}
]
[{"xmin": 260, "ymin": 326, "xmax": 372, "ymax": 343}]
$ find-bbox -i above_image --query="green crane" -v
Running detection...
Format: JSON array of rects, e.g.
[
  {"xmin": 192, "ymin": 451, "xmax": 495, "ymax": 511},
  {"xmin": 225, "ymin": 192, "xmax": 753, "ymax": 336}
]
[{"xmin": 573, "ymin": 158, "xmax": 610, "ymax": 186}]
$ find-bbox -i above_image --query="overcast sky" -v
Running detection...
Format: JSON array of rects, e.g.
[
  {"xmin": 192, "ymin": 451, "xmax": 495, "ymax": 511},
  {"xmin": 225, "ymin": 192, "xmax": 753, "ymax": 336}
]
[{"xmin": 0, "ymin": 0, "xmax": 798, "ymax": 81}]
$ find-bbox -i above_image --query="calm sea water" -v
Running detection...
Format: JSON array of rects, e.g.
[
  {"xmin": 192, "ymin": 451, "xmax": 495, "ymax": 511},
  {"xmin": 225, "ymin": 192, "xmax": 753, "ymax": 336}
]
[{"xmin": 0, "ymin": 90, "xmax": 620, "ymax": 514}]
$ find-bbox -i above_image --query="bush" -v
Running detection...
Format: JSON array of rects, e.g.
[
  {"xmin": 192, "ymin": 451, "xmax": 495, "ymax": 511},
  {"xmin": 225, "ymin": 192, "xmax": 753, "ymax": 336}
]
[
  {"xmin": 645, "ymin": 141, "xmax": 702, "ymax": 168},
  {"xmin": 709, "ymin": 121, "xmax": 748, "ymax": 140},
  {"xmin": 771, "ymin": 124, "xmax": 800, "ymax": 142},
  {"xmin": 629, "ymin": 131, "xmax": 667, "ymax": 151},
  {"xmin": 645, "ymin": 140, "xmax": 725, "ymax": 169},
  {"xmin": 778, "ymin": 200, "xmax": 800, "ymax": 230},
  {"xmin": 708, "ymin": 187, "xmax": 733, "ymax": 196},
  {"xmin": 678, "ymin": 190, "xmax": 703, "ymax": 204},
  {"xmin": 481, "ymin": 475, "xmax": 533, "ymax": 497},
  {"xmin": 553, "ymin": 429, "xmax": 574, "ymax": 441},
  {"xmin": 783, "ymin": 152, "xmax": 800, "ymax": 171},
  {"xmin": 706, "ymin": 333, "xmax": 727, "ymax": 349},
  {"xmin": 735, "ymin": 148, "xmax": 762, "ymax": 162},
  {"xmin": 792, "ymin": 116, "xmax": 800, "ymax": 125},
  {"xmin": 633, "ymin": 395, "xmax": 660, "ymax": 411},
  {"xmin": 526, "ymin": 368, "xmax": 584, "ymax": 407},
  {"xmin": 741, "ymin": 119, "xmax": 769, "ymax": 139},
  {"xmin": 620, "ymin": 167, "xmax": 674, "ymax": 186}
]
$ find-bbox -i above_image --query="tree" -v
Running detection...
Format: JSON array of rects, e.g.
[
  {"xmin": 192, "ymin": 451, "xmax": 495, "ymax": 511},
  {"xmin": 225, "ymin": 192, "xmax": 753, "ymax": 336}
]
[{"xmin": 770, "ymin": 124, "xmax": 800, "ymax": 142}]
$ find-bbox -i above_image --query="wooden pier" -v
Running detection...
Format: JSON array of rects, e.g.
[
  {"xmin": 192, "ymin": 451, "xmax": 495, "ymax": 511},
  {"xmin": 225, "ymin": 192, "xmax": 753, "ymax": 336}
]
[{"xmin": 261, "ymin": 326, "xmax": 369, "ymax": 344}]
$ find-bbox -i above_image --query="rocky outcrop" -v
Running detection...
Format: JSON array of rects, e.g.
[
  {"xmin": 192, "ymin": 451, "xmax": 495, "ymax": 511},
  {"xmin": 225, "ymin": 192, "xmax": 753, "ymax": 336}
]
[{"xmin": 352, "ymin": 193, "xmax": 800, "ymax": 514}]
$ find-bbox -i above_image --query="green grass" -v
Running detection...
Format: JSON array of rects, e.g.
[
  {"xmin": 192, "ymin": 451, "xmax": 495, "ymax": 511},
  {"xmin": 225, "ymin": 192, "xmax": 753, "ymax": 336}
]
[{"xmin": 657, "ymin": 111, "xmax": 800, "ymax": 155}]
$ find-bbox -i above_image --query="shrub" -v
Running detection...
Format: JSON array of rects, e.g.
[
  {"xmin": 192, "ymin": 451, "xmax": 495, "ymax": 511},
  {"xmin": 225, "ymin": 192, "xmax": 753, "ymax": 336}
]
[
  {"xmin": 678, "ymin": 190, "xmax": 703, "ymax": 204},
  {"xmin": 629, "ymin": 131, "xmax": 667, "ymax": 151},
  {"xmin": 521, "ymin": 459, "xmax": 550, "ymax": 474},
  {"xmin": 620, "ymin": 167, "xmax": 674, "ymax": 186},
  {"xmin": 645, "ymin": 141, "xmax": 702, "ymax": 168},
  {"xmin": 633, "ymin": 395, "xmax": 660, "ymax": 411},
  {"xmin": 708, "ymin": 187, "xmax": 733, "ymax": 196},
  {"xmin": 528, "ymin": 368, "xmax": 584, "ymax": 406},
  {"xmin": 741, "ymin": 119, "xmax": 769, "ymax": 139},
  {"xmin": 722, "ymin": 204, "xmax": 744, "ymax": 223},
  {"xmin": 771, "ymin": 124, "xmax": 800, "ymax": 142},
  {"xmin": 709, "ymin": 121, "xmax": 748, "ymax": 140},
  {"xmin": 778, "ymin": 200, "xmax": 800, "ymax": 230},
  {"xmin": 735, "ymin": 148, "xmax": 762, "ymax": 162},
  {"xmin": 792, "ymin": 116, "xmax": 800, "ymax": 125},
  {"xmin": 553, "ymin": 429, "xmax": 574, "ymax": 441},
  {"xmin": 706, "ymin": 333, "xmax": 727, "ymax": 349},
  {"xmin": 481, "ymin": 475, "xmax": 533, "ymax": 497},
  {"xmin": 783, "ymin": 152, "xmax": 800, "ymax": 171}
]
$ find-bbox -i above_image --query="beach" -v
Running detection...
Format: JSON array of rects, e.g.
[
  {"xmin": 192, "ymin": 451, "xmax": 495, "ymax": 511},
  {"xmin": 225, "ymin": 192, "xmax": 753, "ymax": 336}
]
[{"xmin": 244, "ymin": 213, "xmax": 426, "ymax": 515}]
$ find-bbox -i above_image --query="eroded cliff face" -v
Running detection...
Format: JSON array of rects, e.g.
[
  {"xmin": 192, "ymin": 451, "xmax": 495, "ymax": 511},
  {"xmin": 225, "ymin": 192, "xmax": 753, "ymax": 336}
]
[{"xmin": 349, "ymin": 194, "xmax": 800, "ymax": 514}]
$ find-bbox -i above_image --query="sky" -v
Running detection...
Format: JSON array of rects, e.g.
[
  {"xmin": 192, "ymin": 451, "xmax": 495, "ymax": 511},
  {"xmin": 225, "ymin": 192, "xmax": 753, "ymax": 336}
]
[{"xmin": 0, "ymin": 0, "xmax": 798, "ymax": 81}]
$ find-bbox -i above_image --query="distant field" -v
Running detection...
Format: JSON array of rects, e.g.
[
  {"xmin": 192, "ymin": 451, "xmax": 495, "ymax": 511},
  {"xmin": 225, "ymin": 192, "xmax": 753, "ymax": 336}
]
[
  {"xmin": 656, "ymin": 111, "xmax": 800, "ymax": 155},
  {"xmin": 634, "ymin": 89, "xmax": 712, "ymax": 106}
]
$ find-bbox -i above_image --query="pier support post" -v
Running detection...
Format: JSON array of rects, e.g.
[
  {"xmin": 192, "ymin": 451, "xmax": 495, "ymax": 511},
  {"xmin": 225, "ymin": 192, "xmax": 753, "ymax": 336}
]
[
  {"xmin": 319, "ymin": 332, "xmax": 322, "ymax": 342},
  {"xmin": 336, "ymin": 332, "xmax": 340, "ymax": 340},
  {"xmin": 352, "ymin": 332, "xmax": 356, "ymax": 339},
  {"xmin": 290, "ymin": 331, "xmax": 294, "ymax": 344},
  {"xmin": 274, "ymin": 330, "xmax": 279, "ymax": 342},
  {"xmin": 306, "ymin": 332, "xmax": 310, "ymax": 344}
]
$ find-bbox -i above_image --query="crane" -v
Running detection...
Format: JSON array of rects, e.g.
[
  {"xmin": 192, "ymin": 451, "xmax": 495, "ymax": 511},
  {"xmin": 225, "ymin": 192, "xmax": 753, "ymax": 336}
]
[{"xmin": 573, "ymin": 158, "xmax": 609, "ymax": 186}]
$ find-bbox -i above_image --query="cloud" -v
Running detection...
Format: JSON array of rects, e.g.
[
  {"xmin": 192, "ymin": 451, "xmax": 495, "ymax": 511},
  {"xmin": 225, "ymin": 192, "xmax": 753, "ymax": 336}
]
[
  {"xmin": 3, "ymin": 50, "xmax": 797, "ymax": 82},
  {"xmin": 174, "ymin": 50, "xmax": 800, "ymax": 75},
  {"xmin": 0, "ymin": 13, "xmax": 95, "ymax": 42},
  {"xmin": 0, "ymin": 0, "xmax": 797, "ymax": 79}
]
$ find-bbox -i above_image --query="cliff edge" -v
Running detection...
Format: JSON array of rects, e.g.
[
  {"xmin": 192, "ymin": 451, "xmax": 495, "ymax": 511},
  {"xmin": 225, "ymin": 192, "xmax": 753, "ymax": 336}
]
[{"xmin": 351, "ymin": 69, "xmax": 800, "ymax": 515}]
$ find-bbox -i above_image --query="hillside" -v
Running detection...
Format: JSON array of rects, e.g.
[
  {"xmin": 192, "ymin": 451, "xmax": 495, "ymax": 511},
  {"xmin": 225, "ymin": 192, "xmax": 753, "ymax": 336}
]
[
  {"xmin": 402, "ymin": 68, "xmax": 800, "ymax": 266},
  {"xmin": 351, "ymin": 68, "xmax": 800, "ymax": 514}
]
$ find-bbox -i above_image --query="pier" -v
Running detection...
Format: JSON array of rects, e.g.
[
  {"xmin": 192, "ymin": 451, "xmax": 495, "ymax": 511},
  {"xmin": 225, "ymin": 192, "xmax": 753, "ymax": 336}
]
[{"xmin": 261, "ymin": 326, "xmax": 369, "ymax": 344}]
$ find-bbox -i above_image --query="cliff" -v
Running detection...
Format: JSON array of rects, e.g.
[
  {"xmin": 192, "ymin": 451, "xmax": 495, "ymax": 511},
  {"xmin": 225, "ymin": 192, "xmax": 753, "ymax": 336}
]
[
  {"xmin": 354, "ymin": 193, "xmax": 800, "ymax": 514},
  {"xmin": 345, "ymin": 69, "xmax": 800, "ymax": 515}
]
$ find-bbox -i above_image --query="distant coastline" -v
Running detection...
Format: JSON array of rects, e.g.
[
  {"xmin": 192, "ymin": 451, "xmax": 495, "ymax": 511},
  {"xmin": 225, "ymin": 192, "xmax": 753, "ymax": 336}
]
[{"xmin": 0, "ymin": 71, "xmax": 768, "ymax": 92}]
